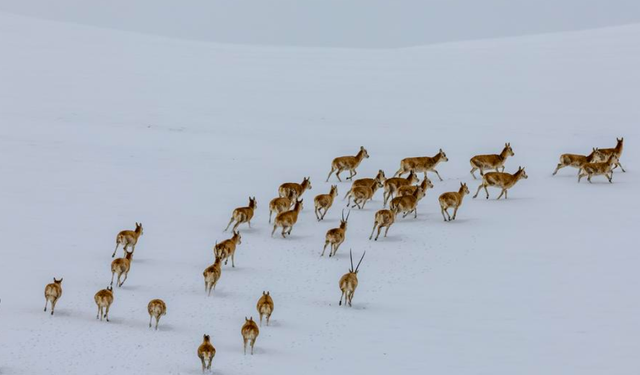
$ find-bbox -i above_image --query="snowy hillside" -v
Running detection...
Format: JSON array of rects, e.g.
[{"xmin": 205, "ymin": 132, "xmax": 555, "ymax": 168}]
[{"xmin": 0, "ymin": 12, "xmax": 639, "ymax": 375}]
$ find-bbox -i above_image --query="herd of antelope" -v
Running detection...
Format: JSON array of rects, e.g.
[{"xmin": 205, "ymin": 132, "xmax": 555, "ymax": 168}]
[{"xmin": 39, "ymin": 137, "xmax": 625, "ymax": 372}]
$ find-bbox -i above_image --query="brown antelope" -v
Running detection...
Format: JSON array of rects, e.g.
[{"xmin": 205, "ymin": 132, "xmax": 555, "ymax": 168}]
[
  {"xmin": 241, "ymin": 317, "xmax": 260, "ymax": 355},
  {"xmin": 390, "ymin": 186, "xmax": 425, "ymax": 219},
  {"xmin": 272, "ymin": 199, "xmax": 303, "ymax": 238},
  {"xmin": 579, "ymin": 154, "xmax": 618, "ymax": 183},
  {"xmin": 553, "ymin": 148, "xmax": 604, "ymax": 176},
  {"xmin": 339, "ymin": 250, "xmax": 365, "ymax": 307},
  {"xmin": 224, "ymin": 197, "xmax": 257, "ymax": 232},
  {"xmin": 322, "ymin": 210, "xmax": 350, "ymax": 257},
  {"xmin": 369, "ymin": 209, "xmax": 397, "ymax": 241},
  {"xmin": 394, "ymin": 149, "xmax": 449, "ymax": 181},
  {"xmin": 279, "ymin": 177, "xmax": 312, "ymax": 200},
  {"xmin": 112, "ymin": 222, "xmax": 143, "ymax": 258},
  {"xmin": 326, "ymin": 146, "xmax": 370, "ymax": 182},
  {"xmin": 474, "ymin": 166, "xmax": 529, "ymax": 199},
  {"xmin": 147, "ymin": 299, "xmax": 167, "ymax": 330},
  {"xmin": 43, "ymin": 277, "xmax": 63, "ymax": 315},
  {"xmin": 214, "ymin": 231, "xmax": 241, "ymax": 268},
  {"xmin": 110, "ymin": 249, "xmax": 133, "ymax": 288},
  {"xmin": 397, "ymin": 177, "xmax": 433, "ymax": 197},
  {"xmin": 203, "ymin": 256, "xmax": 223, "ymax": 296},
  {"xmin": 439, "ymin": 183, "xmax": 470, "ymax": 222},
  {"xmin": 94, "ymin": 286, "xmax": 114, "ymax": 322},
  {"xmin": 595, "ymin": 137, "xmax": 625, "ymax": 172},
  {"xmin": 383, "ymin": 171, "xmax": 419, "ymax": 207},
  {"xmin": 347, "ymin": 170, "xmax": 386, "ymax": 197},
  {"xmin": 314, "ymin": 185, "xmax": 338, "ymax": 221},
  {"xmin": 470, "ymin": 143, "xmax": 515, "ymax": 179},
  {"xmin": 268, "ymin": 196, "xmax": 294, "ymax": 224},
  {"xmin": 197, "ymin": 334, "xmax": 216, "ymax": 373},
  {"xmin": 256, "ymin": 291, "xmax": 274, "ymax": 326},
  {"xmin": 345, "ymin": 184, "xmax": 374, "ymax": 209}
]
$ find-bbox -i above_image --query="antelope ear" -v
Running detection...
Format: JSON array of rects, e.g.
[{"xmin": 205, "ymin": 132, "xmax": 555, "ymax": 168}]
[
  {"xmin": 266, "ymin": 291, "xmax": 270, "ymax": 296},
  {"xmin": 245, "ymin": 317, "xmax": 249, "ymax": 321},
  {"xmin": 439, "ymin": 148, "xmax": 443, "ymax": 152},
  {"xmin": 59, "ymin": 278, "xmax": 63, "ymax": 283}
]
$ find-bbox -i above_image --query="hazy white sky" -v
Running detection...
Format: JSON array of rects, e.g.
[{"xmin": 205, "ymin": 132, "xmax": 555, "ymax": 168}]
[{"xmin": 2, "ymin": 0, "xmax": 640, "ymax": 47}]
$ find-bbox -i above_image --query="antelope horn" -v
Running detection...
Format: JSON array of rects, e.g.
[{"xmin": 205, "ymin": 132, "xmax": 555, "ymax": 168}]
[
  {"xmin": 346, "ymin": 210, "xmax": 351, "ymax": 221},
  {"xmin": 349, "ymin": 249, "xmax": 354, "ymax": 272},
  {"xmin": 341, "ymin": 209, "xmax": 345, "ymax": 221},
  {"xmin": 355, "ymin": 251, "xmax": 366, "ymax": 273}
]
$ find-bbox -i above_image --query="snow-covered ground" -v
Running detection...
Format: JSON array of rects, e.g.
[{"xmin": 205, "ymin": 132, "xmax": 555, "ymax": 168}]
[{"xmin": 0, "ymin": 12, "xmax": 639, "ymax": 375}]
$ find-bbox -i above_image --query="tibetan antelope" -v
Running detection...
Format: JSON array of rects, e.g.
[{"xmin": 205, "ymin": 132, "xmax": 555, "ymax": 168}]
[
  {"xmin": 268, "ymin": 196, "xmax": 294, "ymax": 224},
  {"xmin": 474, "ymin": 166, "xmax": 528, "ymax": 199},
  {"xmin": 314, "ymin": 185, "xmax": 338, "ymax": 221},
  {"xmin": 397, "ymin": 177, "xmax": 433, "ymax": 197},
  {"xmin": 553, "ymin": 148, "xmax": 604, "ymax": 176},
  {"xmin": 224, "ymin": 197, "xmax": 256, "ymax": 232},
  {"xmin": 112, "ymin": 222, "xmax": 143, "ymax": 258},
  {"xmin": 197, "ymin": 334, "xmax": 216, "ymax": 373},
  {"xmin": 322, "ymin": 210, "xmax": 350, "ymax": 257},
  {"xmin": 43, "ymin": 277, "xmax": 63, "ymax": 315},
  {"xmin": 148, "ymin": 299, "xmax": 167, "ymax": 330},
  {"xmin": 369, "ymin": 209, "xmax": 396, "ymax": 241},
  {"xmin": 382, "ymin": 171, "xmax": 419, "ymax": 207},
  {"xmin": 339, "ymin": 250, "xmax": 365, "ymax": 307},
  {"xmin": 94, "ymin": 286, "xmax": 114, "ymax": 322},
  {"xmin": 110, "ymin": 249, "xmax": 133, "ymax": 288},
  {"xmin": 272, "ymin": 199, "xmax": 303, "ymax": 238},
  {"xmin": 595, "ymin": 137, "xmax": 625, "ymax": 172},
  {"xmin": 279, "ymin": 177, "xmax": 312, "ymax": 200},
  {"xmin": 394, "ymin": 149, "xmax": 449, "ymax": 181},
  {"xmin": 256, "ymin": 291, "xmax": 274, "ymax": 326},
  {"xmin": 345, "ymin": 184, "xmax": 374, "ymax": 209},
  {"xmin": 326, "ymin": 146, "xmax": 370, "ymax": 182},
  {"xmin": 203, "ymin": 256, "xmax": 223, "ymax": 296},
  {"xmin": 470, "ymin": 143, "xmax": 515, "ymax": 179},
  {"xmin": 390, "ymin": 186, "xmax": 425, "ymax": 219},
  {"xmin": 579, "ymin": 154, "xmax": 618, "ymax": 183},
  {"xmin": 214, "ymin": 230, "xmax": 241, "ymax": 268},
  {"xmin": 241, "ymin": 317, "xmax": 260, "ymax": 355},
  {"xmin": 347, "ymin": 170, "xmax": 386, "ymax": 198},
  {"xmin": 439, "ymin": 183, "xmax": 470, "ymax": 222}
]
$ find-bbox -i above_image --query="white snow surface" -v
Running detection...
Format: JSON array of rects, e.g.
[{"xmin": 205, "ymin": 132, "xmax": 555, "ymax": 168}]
[{"xmin": 0, "ymin": 12, "xmax": 639, "ymax": 375}]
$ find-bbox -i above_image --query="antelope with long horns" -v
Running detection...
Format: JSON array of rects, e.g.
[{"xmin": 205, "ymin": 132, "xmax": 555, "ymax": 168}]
[
  {"xmin": 272, "ymin": 199, "xmax": 303, "ymax": 238},
  {"xmin": 553, "ymin": 148, "xmax": 604, "ymax": 176},
  {"xmin": 148, "ymin": 299, "xmax": 167, "ymax": 330},
  {"xmin": 110, "ymin": 249, "xmax": 133, "ymax": 288},
  {"xmin": 112, "ymin": 222, "xmax": 143, "ymax": 258},
  {"xmin": 197, "ymin": 334, "xmax": 216, "ymax": 373},
  {"xmin": 241, "ymin": 317, "xmax": 260, "ymax": 355},
  {"xmin": 214, "ymin": 231, "xmax": 241, "ymax": 268},
  {"xmin": 595, "ymin": 137, "xmax": 625, "ymax": 172},
  {"xmin": 382, "ymin": 171, "xmax": 419, "ymax": 207},
  {"xmin": 473, "ymin": 167, "xmax": 528, "ymax": 199},
  {"xmin": 94, "ymin": 286, "xmax": 114, "ymax": 322},
  {"xmin": 394, "ymin": 149, "xmax": 448, "ymax": 181},
  {"xmin": 322, "ymin": 210, "xmax": 350, "ymax": 257},
  {"xmin": 326, "ymin": 146, "xmax": 370, "ymax": 182},
  {"xmin": 439, "ymin": 183, "xmax": 470, "ymax": 222},
  {"xmin": 339, "ymin": 250, "xmax": 365, "ymax": 307},
  {"xmin": 224, "ymin": 197, "xmax": 257, "ymax": 232},
  {"xmin": 279, "ymin": 177, "xmax": 312, "ymax": 200},
  {"xmin": 579, "ymin": 154, "xmax": 618, "ymax": 183},
  {"xmin": 203, "ymin": 255, "xmax": 223, "ymax": 296},
  {"xmin": 43, "ymin": 277, "xmax": 63, "ymax": 315},
  {"xmin": 470, "ymin": 143, "xmax": 514, "ymax": 179},
  {"xmin": 390, "ymin": 186, "xmax": 425, "ymax": 219},
  {"xmin": 256, "ymin": 291, "xmax": 274, "ymax": 327},
  {"xmin": 314, "ymin": 185, "xmax": 338, "ymax": 221},
  {"xmin": 369, "ymin": 209, "xmax": 396, "ymax": 241}
]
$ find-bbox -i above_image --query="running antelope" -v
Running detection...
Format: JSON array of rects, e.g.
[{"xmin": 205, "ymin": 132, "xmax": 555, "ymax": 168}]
[
  {"xmin": 94, "ymin": 286, "xmax": 114, "ymax": 322},
  {"xmin": 369, "ymin": 209, "xmax": 397, "ymax": 241},
  {"xmin": 326, "ymin": 146, "xmax": 370, "ymax": 182},
  {"xmin": 553, "ymin": 148, "xmax": 604, "ymax": 176},
  {"xmin": 473, "ymin": 167, "xmax": 528, "ymax": 199},
  {"xmin": 256, "ymin": 291, "xmax": 274, "ymax": 326},
  {"xmin": 397, "ymin": 177, "xmax": 433, "ymax": 197},
  {"xmin": 272, "ymin": 199, "xmax": 303, "ymax": 238},
  {"xmin": 214, "ymin": 231, "xmax": 241, "ymax": 268},
  {"xmin": 314, "ymin": 185, "xmax": 338, "ymax": 221},
  {"xmin": 268, "ymin": 196, "xmax": 294, "ymax": 224},
  {"xmin": 595, "ymin": 137, "xmax": 625, "ymax": 172},
  {"xmin": 439, "ymin": 183, "xmax": 470, "ymax": 222},
  {"xmin": 345, "ymin": 184, "xmax": 374, "ymax": 209},
  {"xmin": 43, "ymin": 277, "xmax": 63, "ymax": 315},
  {"xmin": 394, "ymin": 149, "xmax": 449, "ymax": 181},
  {"xmin": 390, "ymin": 186, "xmax": 425, "ymax": 219},
  {"xmin": 203, "ymin": 255, "xmax": 223, "ymax": 296},
  {"xmin": 383, "ymin": 171, "xmax": 419, "ymax": 207},
  {"xmin": 241, "ymin": 317, "xmax": 260, "ymax": 355},
  {"xmin": 197, "ymin": 334, "xmax": 216, "ymax": 373},
  {"xmin": 339, "ymin": 250, "xmax": 365, "ymax": 307},
  {"xmin": 224, "ymin": 197, "xmax": 257, "ymax": 232},
  {"xmin": 148, "ymin": 299, "xmax": 167, "ymax": 330},
  {"xmin": 347, "ymin": 170, "xmax": 386, "ymax": 198},
  {"xmin": 579, "ymin": 154, "xmax": 618, "ymax": 183},
  {"xmin": 322, "ymin": 210, "xmax": 350, "ymax": 257},
  {"xmin": 279, "ymin": 177, "xmax": 312, "ymax": 200},
  {"xmin": 112, "ymin": 222, "xmax": 143, "ymax": 258},
  {"xmin": 470, "ymin": 143, "xmax": 515, "ymax": 179},
  {"xmin": 110, "ymin": 249, "xmax": 133, "ymax": 288}
]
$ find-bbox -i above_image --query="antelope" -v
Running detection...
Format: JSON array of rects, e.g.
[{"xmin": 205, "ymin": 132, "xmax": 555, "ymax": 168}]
[
  {"xmin": 345, "ymin": 184, "xmax": 374, "ymax": 209},
  {"xmin": 394, "ymin": 149, "xmax": 449, "ymax": 181},
  {"xmin": 203, "ymin": 256, "xmax": 223, "ymax": 296},
  {"xmin": 147, "ymin": 299, "xmax": 167, "ymax": 330},
  {"xmin": 224, "ymin": 197, "xmax": 257, "ymax": 232},
  {"xmin": 268, "ymin": 196, "xmax": 294, "ymax": 223},
  {"xmin": 553, "ymin": 148, "xmax": 604, "ymax": 176},
  {"xmin": 473, "ymin": 166, "xmax": 528, "ymax": 199},
  {"xmin": 110, "ymin": 249, "xmax": 133, "ymax": 288},
  {"xmin": 390, "ymin": 186, "xmax": 425, "ymax": 219},
  {"xmin": 339, "ymin": 250, "xmax": 365, "ymax": 307},
  {"xmin": 271, "ymin": 199, "xmax": 303, "ymax": 238},
  {"xmin": 314, "ymin": 185, "xmax": 338, "ymax": 221},
  {"xmin": 256, "ymin": 291, "xmax": 274, "ymax": 326},
  {"xmin": 470, "ymin": 143, "xmax": 515, "ymax": 179},
  {"xmin": 322, "ymin": 210, "xmax": 350, "ymax": 257},
  {"xmin": 347, "ymin": 170, "xmax": 386, "ymax": 197},
  {"xmin": 579, "ymin": 154, "xmax": 618, "ymax": 183},
  {"xmin": 214, "ymin": 230, "xmax": 241, "ymax": 268},
  {"xmin": 94, "ymin": 286, "xmax": 114, "ymax": 322},
  {"xmin": 382, "ymin": 171, "xmax": 419, "ymax": 207},
  {"xmin": 326, "ymin": 146, "xmax": 370, "ymax": 182},
  {"xmin": 112, "ymin": 222, "xmax": 143, "ymax": 258},
  {"xmin": 595, "ymin": 137, "xmax": 625, "ymax": 172},
  {"xmin": 439, "ymin": 183, "xmax": 470, "ymax": 222},
  {"xmin": 279, "ymin": 177, "xmax": 312, "ymax": 200},
  {"xmin": 43, "ymin": 277, "xmax": 63, "ymax": 315},
  {"xmin": 397, "ymin": 177, "xmax": 433, "ymax": 197},
  {"xmin": 197, "ymin": 334, "xmax": 216, "ymax": 373},
  {"xmin": 369, "ymin": 209, "xmax": 396, "ymax": 241},
  {"xmin": 241, "ymin": 317, "xmax": 260, "ymax": 355}
]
